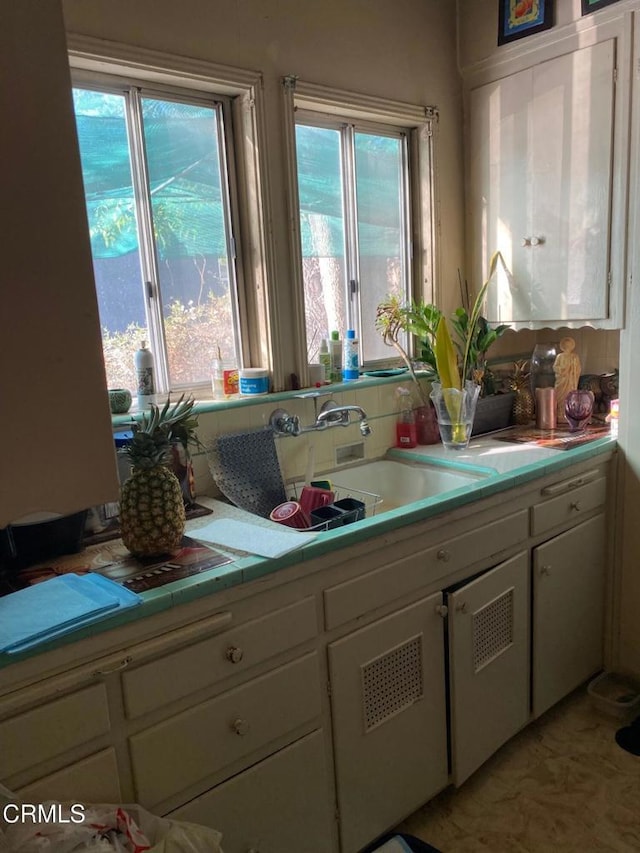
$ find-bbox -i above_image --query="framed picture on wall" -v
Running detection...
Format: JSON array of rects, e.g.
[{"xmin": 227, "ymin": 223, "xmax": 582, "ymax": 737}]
[
  {"xmin": 581, "ymin": 0, "xmax": 622, "ymax": 14},
  {"xmin": 498, "ymin": 0, "xmax": 554, "ymax": 46}
]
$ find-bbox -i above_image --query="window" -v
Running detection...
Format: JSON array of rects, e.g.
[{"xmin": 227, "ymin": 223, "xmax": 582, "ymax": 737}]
[
  {"xmin": 72, "ymin": 82, "xmax": 241, "ymax": 393},
  {"xmin": 295, "ymin": 118, "xmax": 410, "ymax": 364},
  {"xmin": 284, "ymin": 78, "xmax": 437, "ymax": 374}
]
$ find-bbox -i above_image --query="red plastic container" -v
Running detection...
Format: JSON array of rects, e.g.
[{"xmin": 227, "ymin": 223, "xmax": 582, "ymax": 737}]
[{"xmin": 269, "ymin": 501, "xmax": 310, "ymax": 529}]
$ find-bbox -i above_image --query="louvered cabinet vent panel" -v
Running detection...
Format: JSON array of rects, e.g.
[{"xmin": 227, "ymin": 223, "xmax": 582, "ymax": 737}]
[
  {"xmin": 473, "ymin": 588, "xmax": 514, "ymax": 672},
  {"xmin": 361, "ymin": 635, "xmax": 423, "ymax": 730}
]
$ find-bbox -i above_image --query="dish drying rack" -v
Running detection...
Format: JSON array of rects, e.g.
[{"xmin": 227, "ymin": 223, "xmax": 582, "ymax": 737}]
[{"xmin": 288, "ymin": 480, "xmax": 383, "ymax": 531}]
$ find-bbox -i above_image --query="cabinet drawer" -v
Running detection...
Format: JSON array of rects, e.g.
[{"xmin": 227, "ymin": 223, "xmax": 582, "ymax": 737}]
[
  {"xmin": 324, "ymin": 510, "xmax": 528, "ymax": 629},
  {"xmin": 531, "ymin": 476, "xmax": 606, "ymax": 536},
  {"xmin": 0, "ymin": 684, "xmax": 110, "ymax": 778},
  {"xmin": 122, "ymin": 596, "xmax": 317, "ymax": 719},
  {"xmin": 130, "ymin": 652, "xmax": 321, "ymax": 806},
  {"xmin": 17, "ymin": 748, "xmax": 121, "ymax": 804},
  {"xmin": 168, "ymin": 731, "xmax": 333, "ymax": 853}
]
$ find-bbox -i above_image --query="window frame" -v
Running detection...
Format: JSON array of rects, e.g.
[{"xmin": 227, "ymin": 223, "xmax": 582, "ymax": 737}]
[
  {"xmin": 67, "ymin": 35, "xmax": 279, "ymax": 391},
  {"xmin": 282, "ymin": 76, "xmax": 439, "ymax": 383},
  {"xmin": 294, "ymin": 111, "xmax": 414, "ymax": 362}
]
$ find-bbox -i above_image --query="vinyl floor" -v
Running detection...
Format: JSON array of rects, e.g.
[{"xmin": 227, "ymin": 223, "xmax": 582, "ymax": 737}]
[{"xmin": 396, "ymin": 687, "xmax": 640, "ymax": 852}]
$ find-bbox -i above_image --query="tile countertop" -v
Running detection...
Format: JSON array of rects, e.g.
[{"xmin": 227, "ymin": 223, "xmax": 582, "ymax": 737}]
[{"xmin": 0, "ymin": 431, "xmax": 616, "ymax": 668}]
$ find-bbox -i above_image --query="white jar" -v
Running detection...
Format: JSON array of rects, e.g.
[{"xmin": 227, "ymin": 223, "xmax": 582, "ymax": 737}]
[{"xmin": 239, "ymin": 368, "xmax": 270, "ymax": 396}]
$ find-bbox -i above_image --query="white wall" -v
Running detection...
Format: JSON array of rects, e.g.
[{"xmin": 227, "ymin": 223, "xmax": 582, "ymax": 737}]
[
  {"xmin": 0, "ymin": 0, "xmax": 120, "ymax": 525},
  {"xmin": 62, "ymin": 0, "xmax": 465, "ymax": 374},
  {"xmin": 457, "ymin": 0, "xmax": 599, "ymax": 69}
]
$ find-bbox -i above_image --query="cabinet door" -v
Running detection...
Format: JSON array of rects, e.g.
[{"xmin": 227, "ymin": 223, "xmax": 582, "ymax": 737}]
[
  {"xmin": 532, "ymin": 514, "xmax": 605, "ymax": 718},
  {"xmin": 469, "ymin": 65, "xmax": 533, "ymax": 322},
  {"xmin": 169, "ymin": 731, "xmax": 334, "ymax": 853},
  {"xmin": 470, "ymin": 40, "xmax": 616, "ymax": 326},
  {"xmin": 328, "ymin": 594, "xmax": 447, "ymax": 853},
  {"xmin": 448, "ymin": 551, "xmax": 530, "ymax": 786}
]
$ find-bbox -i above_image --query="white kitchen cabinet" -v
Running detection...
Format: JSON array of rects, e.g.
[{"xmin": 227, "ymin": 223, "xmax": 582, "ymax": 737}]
[
  {"xmin": 17, "ymin": 749, "xmax": 121, "ymax": 804},
  {"xmin": 447, "ymin": 551, "xmax": 530, "ymax": 786},
  {"xmin": 0, "ymin": 451, "xmax": 614, "ymax": 853},
  {"xmin": 169, "ymin": 730, "xmax": 334, "ymax": 853},
  {"xmin": 468, "ymin": 31, "xmax": 628, "ymax": 329},
  {"xmin": 328, "ymin": 594, "xmax": 448, "ymax": 853},
  {"xmin": 532, "ymin": 514, "xmax": 606, "ymax": 718},
  {"xmin": 129, "ymin": 652, "xmax": 322, "ymax": 807}
]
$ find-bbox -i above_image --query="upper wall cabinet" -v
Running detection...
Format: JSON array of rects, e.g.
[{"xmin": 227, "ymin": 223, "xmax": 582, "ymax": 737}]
[{"xmin": 466, "ymin": 19, "xmax": 631, "ymax": 329}]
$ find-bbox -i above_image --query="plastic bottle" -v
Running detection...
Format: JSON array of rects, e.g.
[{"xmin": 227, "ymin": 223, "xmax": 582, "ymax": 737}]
[
  {"xmin": 329, "ymin": 331, "xmax": 342, "ymax": 383},
  {"xmin": 135, "ymin": 340, "xmax": 155, "ymax": 405},
  {"xmin": 318, "ymin": 339, "xmax": 331, "ymax": 383},
  {"xmin": 212, "ymin": 346, "xmax": 239, "ymax": 399},
  {"xmin": 343, "ymin": 329, "xmax": 359, "ymax": 382},
  {"xmin": 212, "ymin": 351, "xmax": 225, "ymax": 400},
  {"xmin": 396, "ymin": 388, "xmax": 417, "ymax": 448}
]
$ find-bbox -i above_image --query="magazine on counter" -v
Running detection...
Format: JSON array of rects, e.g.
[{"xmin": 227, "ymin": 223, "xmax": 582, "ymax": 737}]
[{"xmin": 6, "ymin": 536, "xmax": 233, "ymax": 595}]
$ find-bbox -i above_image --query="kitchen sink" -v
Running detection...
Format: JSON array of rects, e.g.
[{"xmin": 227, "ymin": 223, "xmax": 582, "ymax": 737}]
[{"xmin": 321, "ymin": 459, "xmax": 488, "ymax": 514}]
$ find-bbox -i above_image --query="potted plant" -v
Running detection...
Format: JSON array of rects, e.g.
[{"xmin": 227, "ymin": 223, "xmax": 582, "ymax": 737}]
[
  {"xmin": 376, "ymin": 251, "xmax": 512, "ymax": 447},
  {"xmin": 375, "ymin": 296, "xmax": 441, "ymax": 444}
]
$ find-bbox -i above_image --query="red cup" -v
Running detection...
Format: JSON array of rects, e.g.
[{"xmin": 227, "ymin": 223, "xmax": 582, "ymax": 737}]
[
  {"xmin": 269, "ymin": 501, "xmax": 311, "ymax": 529},
  {"xmin": 299, "ymin": 485, "xmax": 335, "ymax": 519}
]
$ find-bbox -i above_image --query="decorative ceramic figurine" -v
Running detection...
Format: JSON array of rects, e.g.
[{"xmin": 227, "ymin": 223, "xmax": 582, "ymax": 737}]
[{"xmin": 553, "ymin": 337, "xmax": 581, "ymax": 424}]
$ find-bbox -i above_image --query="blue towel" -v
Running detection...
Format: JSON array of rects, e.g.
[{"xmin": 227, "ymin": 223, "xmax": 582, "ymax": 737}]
[{"xmin": 0, "ymin": 573, "xmax": 142, "ymax": 654}]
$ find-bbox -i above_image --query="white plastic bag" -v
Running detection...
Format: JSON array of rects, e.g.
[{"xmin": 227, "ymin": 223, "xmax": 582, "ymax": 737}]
[
  {"xmin": 119, "ymin": 806, "xmax": 223, "ymax": 853},
  {"xmin": 0, "ymin": 791, "xmax": 222, "ymax": 853}
]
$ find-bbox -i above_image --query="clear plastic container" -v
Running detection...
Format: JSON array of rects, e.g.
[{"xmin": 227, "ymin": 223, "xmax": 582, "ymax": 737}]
[
  {"xmin": 396, "ymin": 388, "xmax": 417, "ymax": 448},
  {"xmin": 587, "ymin": 671, "xmax": 640, "ymax": 719}
]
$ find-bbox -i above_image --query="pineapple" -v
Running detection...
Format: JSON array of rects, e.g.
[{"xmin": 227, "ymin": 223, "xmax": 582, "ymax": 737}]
[
  {"xmin": 510, "ymin": 360, "xmax": 535, "ymax": 425},
  {"xmin": 120, "ymin": 395, "xmax": 200, "ymax": 558}
]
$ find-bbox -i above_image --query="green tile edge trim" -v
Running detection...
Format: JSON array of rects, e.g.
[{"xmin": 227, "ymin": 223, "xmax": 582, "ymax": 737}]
[{"xmin": 111, "ymin": 372, "xmax": 428, "ymax": 426}]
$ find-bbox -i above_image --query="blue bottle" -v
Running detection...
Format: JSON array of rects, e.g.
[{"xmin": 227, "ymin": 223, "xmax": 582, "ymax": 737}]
[{"xmin": 343, "ymin": 329, "xmax": 360, "ymax": 381}]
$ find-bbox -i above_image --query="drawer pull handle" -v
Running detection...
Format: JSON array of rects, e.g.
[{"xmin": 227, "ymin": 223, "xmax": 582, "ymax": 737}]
[
  {"xmin": 455, "ymin": 602, "xmax": 468, "ymax": 614},
  {"xmin": 541, "ymin": 470, "xmax": 599, "ymax": 497},
  {"xmin": 435, "ymin": 604, "xmax": 448, "ymax": 618},
  {"xmin": 570, "ymin": 500, "xmax": 581, "ymax": 511},
  {"xmin": 436, "ymin": 549, "xmax": 450, "ymax": 562},
  {"xmin": 232, "ymin": 718, "xmax": 250, "ymax": 736},
  {"xmin": 226, "ymin": 646, "xmax": 244, "ymax": 664},
  {"xmin": 540, "ymin": 565, "xmax": 551, "ymax": 576},
  {"xmin": 93, "ymin": 657, "xmax": 132, "ymax": 677}
]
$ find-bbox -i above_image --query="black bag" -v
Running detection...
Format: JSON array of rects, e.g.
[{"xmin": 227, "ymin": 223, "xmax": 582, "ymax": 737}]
[{"xmin": 364, "ymin": 832, "xmax": 443, "ymax": 853}]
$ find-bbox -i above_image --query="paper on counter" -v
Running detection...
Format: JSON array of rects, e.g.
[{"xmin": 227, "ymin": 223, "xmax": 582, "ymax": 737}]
[{"xmin": 192, "ymin": 518, "xmax": 318, "ymax": 559}]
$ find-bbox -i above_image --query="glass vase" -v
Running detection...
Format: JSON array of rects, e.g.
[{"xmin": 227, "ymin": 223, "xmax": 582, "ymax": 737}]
[
  {"xmin": 530, "ymin": 342, "xmax": 558, "ymax": 398},
  {"xmin": 430, "ymin": 381, "xmax": 481, "ymax": 451}
]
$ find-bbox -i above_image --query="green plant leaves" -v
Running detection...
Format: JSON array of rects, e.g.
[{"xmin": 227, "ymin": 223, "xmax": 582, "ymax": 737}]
[{"xmin": 434, "ymin": 316, "xmax": 461, "ymax": 390}]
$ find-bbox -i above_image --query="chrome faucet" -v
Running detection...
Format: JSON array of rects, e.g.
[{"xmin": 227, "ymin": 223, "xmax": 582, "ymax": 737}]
[
  {"xmin": 315, "ymin": 402, "xmax": 372, "ymax": 435},
  {"xmin": 270, "ymin": 400, "xmax": 372, "ymax": 437}
]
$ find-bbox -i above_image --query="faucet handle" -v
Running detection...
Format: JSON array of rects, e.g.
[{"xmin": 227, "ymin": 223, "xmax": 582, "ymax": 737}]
[{"xmin": 269, "ymin": 408, "xmax": 300, "ymax": 436}]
